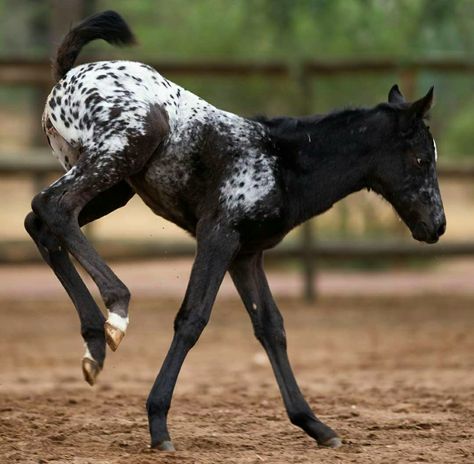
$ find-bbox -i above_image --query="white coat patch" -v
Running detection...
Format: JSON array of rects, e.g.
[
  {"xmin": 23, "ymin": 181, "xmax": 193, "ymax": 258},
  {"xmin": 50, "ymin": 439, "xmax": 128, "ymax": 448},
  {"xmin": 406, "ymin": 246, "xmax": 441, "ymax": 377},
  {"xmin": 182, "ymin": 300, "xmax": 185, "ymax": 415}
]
[
  {"xmin": 107, "ymin": 312, "xmax": 129, "ymax": 332},
  {"xmin": 83, "ymin": 343, "xmax": 95, "ymax": 361},
  {"xmin": 220, "ymin": 149, "xmax": 276, "ymax": 213},
  {"xmin": 43, "ymin": 60, "xmax": 278, "ymax": 221}
]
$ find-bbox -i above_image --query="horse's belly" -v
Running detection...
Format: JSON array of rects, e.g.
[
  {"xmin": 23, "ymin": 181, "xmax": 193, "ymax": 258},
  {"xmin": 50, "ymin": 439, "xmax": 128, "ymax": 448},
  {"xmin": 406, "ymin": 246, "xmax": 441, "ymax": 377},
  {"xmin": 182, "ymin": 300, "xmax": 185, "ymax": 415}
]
[{"xmin": 128, "ymin": 149, "xmax": 198, "ymax": 231}]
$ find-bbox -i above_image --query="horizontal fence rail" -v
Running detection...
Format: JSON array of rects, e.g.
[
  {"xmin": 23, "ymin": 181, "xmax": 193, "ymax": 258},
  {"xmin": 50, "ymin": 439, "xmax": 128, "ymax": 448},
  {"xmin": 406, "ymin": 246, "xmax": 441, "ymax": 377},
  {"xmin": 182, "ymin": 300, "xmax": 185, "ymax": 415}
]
[
  {"xmin": 1, "ymin": 57, "xmax": 474, "ymax": 86},
  {"xmin": 3, "ymin": 238, "xmax": 474, "ymax": 265},
  {"xmin": 1, "ymin": 152, "xmax": 473, "ymax": 178},
  {"xmin": 1, "ymin": 152, "xmax": 474, "ymax": 264}
]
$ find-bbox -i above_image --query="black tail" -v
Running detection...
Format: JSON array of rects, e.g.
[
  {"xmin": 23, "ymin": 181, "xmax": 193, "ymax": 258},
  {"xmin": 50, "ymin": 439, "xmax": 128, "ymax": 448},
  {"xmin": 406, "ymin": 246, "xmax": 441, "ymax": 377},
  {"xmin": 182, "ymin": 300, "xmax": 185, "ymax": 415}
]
[{"xmin": 53, "ymin": 10, "xmax": 136, "ymax": 82}]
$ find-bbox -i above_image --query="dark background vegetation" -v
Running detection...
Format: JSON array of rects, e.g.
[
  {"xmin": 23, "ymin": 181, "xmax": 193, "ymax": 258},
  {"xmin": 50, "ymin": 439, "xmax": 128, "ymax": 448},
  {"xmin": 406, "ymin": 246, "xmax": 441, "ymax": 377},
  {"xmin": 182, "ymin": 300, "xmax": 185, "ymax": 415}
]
[{"xmin": 0, "ymin": 0, "xmax": 472, "ymax": 155}]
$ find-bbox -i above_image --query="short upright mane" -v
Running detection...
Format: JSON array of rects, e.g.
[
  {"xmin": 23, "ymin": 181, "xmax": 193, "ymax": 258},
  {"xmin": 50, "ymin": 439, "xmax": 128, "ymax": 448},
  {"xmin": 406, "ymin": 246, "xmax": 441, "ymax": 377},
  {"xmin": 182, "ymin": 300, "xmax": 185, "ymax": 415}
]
[{"xmin": 252, "ymin": 106, "xmax": 378, "ymax": 133}]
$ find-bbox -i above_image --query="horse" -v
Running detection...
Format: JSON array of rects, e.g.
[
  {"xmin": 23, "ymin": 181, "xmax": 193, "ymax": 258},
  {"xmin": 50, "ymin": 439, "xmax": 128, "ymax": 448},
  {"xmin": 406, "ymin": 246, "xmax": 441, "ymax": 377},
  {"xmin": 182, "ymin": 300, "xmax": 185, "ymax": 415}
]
[{"xmin": 25, "ymin": 10, "xmax": 445, "ymax": 451}]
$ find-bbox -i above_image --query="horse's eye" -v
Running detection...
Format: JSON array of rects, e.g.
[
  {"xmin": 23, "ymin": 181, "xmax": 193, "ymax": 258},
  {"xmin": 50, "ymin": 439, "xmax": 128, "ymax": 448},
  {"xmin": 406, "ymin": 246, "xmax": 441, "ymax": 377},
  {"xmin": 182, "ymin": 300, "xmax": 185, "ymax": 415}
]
[{"xmin": 416, "ymin": 157, "xmax": 424, "ymax": 167}]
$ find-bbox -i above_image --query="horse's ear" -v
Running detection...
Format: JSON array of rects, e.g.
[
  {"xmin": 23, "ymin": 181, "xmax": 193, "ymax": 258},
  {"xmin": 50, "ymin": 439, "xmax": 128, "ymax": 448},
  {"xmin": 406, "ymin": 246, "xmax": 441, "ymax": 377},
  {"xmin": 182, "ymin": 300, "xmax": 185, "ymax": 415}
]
[
  {"xmin": 388, "ymin": 84, "xmax": 405, "ymax": 104},
  {"xmin": 400, "ymin": 86, "xmax": 434, "ymax": 132},
  {"xmin": 408, "ymin": 86, "xmax": 434, "ymax": 119}
]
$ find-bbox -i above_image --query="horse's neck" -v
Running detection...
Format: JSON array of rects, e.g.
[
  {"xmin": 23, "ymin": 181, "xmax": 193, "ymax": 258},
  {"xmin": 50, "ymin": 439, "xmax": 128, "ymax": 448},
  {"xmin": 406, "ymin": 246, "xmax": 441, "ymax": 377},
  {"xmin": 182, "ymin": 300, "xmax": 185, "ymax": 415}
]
[{"xmin": 266, "ymin": 111, "xmax": 376, "ymax": 227}]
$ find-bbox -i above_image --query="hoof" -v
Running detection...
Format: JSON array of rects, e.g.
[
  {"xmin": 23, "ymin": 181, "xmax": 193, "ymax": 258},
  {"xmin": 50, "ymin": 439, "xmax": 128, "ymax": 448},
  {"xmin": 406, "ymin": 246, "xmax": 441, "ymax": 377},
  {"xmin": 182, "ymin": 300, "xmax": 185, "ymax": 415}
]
[
  {"xmin": 320, "ymin": 436, "xmax": 342, "ymax": 449},
  {"xmin": 104, "ymin": 321, "xmax": 125, "ymax": 352},
  {"xmin": 82, "ymin": 357, "xmax": 101, "ymax": 386},
  {"xmin": 154, "ymin": 440, "xmax": 175, "ymax": 452}
]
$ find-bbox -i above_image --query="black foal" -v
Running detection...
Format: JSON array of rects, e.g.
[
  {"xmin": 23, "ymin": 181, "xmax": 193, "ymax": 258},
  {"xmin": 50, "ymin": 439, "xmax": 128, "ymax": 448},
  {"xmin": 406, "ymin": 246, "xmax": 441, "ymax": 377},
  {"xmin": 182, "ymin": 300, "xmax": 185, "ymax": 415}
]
[{"xmin": 25, "ymin": 11, "xmax": 446, "ymax": 451}]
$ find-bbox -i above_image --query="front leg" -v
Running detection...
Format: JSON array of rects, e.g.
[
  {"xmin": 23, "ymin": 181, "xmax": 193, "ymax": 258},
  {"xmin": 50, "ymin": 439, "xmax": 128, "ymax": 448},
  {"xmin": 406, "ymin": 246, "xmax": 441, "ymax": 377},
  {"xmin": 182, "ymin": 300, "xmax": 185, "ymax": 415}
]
[
  {"xmin": 147, "ymin": 222, "xmax": 240, "ymax": 451},
  {"xmin": 229, "ymin": 252, "xmax": 341, "ymax": 448}
]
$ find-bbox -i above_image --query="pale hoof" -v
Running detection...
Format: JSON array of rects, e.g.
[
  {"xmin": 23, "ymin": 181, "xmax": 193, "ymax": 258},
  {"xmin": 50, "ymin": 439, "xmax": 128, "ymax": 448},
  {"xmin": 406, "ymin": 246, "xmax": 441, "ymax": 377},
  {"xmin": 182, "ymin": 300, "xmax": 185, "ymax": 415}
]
[
  {"xmin": 320, "ymin": 436, "xmax": 342, "ymax": 449},
  {"xmin": 82, "ymin": 357, "xmax": 101, "ymax": 386},
  {"xmin": 156, "ymin": 440, "xmax": 175, "ymax": 452},
  {"xmin": 104, "ymin": 321, "xmax": 125, "ymax": 351}
]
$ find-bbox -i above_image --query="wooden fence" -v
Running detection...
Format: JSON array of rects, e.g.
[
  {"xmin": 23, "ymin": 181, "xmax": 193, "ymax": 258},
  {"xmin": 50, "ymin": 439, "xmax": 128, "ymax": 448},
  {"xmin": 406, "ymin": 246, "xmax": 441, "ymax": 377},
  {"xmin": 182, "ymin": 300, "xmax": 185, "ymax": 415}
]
[
  {"xmin": 2, "ymin": 152, "xmax": 474, "ymax": 300},
  {"xmin": 1, "ymin": 57, "xmax": 474, "ymax": 300}
]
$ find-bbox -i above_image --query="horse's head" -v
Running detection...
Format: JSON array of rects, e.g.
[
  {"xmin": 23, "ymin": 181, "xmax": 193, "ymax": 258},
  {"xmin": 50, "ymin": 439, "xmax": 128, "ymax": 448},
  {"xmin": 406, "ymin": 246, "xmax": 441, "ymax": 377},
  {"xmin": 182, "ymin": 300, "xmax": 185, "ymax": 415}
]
[{"xmin": 369, "ymin": 85, "xmax": 446, "ymax": 244}]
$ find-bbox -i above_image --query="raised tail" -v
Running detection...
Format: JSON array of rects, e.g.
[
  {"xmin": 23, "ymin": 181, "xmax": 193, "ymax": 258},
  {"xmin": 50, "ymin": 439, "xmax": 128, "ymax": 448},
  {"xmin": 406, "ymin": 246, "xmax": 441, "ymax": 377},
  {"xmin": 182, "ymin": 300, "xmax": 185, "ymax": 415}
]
[{"xmin": 53, "ymin": 10, "xmax": 136, "ymax": 82}]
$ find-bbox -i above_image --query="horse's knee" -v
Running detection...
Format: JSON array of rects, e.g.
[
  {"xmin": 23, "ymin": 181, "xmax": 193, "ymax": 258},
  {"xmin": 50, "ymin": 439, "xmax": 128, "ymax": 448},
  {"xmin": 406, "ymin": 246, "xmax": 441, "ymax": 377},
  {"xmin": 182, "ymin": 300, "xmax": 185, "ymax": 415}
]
[
  {"xmin": 24, "ymin": 211, "xmax": 40, "ymax": 237},
  {"xmin": 252, "ymin": 320, "xmax": 266, "ymax": 344},
  {"xmin": 252, "ymin": 312, "xmax": 287, "ymax": 348},
  {"xmin": 174, "ymin": 314, "xmax": 208, "ymax": 346}
]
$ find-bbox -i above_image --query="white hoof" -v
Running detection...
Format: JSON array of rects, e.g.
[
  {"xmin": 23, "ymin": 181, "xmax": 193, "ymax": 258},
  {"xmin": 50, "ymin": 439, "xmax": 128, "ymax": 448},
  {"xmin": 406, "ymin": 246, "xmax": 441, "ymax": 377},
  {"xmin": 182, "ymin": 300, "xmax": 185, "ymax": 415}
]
[
  {"xmin": 104, "ymin": 313, "xmax": 128, "ymax": 351},
  {"xmin": 82, "ymin": 347, "xmax": 101, "ymax": 385}
]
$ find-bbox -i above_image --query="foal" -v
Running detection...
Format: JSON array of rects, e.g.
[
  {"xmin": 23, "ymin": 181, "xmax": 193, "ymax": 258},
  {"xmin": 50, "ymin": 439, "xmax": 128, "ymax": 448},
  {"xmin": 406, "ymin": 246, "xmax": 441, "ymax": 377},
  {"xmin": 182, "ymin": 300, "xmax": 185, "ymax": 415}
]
[{"xmin": 25, "ymin": 11, "xmax": 446, "ymax": 451}]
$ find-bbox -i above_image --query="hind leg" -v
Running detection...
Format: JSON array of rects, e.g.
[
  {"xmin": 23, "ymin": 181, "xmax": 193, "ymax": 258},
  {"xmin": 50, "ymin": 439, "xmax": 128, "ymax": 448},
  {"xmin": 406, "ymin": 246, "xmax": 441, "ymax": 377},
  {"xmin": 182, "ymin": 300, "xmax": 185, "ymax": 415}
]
[
  {"xmin": 229, "ymin": 252, "xmax": 341, "ymax": 448},
  {"xmin": 25, "ymin": 182, "xmax": 135, "ymax": 384},
  {"xmin": 32, "ymin": 118, "xmax": 164, "ymax": 351}
]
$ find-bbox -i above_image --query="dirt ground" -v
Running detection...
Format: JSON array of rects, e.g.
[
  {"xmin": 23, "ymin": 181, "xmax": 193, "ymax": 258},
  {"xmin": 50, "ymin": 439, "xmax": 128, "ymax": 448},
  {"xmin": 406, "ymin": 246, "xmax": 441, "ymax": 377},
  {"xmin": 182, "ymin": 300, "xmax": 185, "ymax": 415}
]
[{"xmin": 1, "ymin": 290, "xmax": 473, "ymax": 464}]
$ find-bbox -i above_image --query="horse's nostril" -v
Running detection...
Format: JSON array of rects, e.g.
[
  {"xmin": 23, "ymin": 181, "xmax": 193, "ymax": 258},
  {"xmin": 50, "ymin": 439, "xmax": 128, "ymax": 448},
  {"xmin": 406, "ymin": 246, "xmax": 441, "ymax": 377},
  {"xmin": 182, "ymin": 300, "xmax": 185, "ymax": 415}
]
[{"xmin": 437, "ymin": 222, "xmax": 446, "ymax": 237}]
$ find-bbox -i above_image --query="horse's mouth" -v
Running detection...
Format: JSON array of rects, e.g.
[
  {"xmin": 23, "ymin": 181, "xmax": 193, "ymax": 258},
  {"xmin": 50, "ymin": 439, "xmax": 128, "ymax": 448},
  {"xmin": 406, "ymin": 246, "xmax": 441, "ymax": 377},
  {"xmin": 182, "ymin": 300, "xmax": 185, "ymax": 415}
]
[{"xmin": 410, "ymin": 221, "xmax": 443, "ymax": 244}]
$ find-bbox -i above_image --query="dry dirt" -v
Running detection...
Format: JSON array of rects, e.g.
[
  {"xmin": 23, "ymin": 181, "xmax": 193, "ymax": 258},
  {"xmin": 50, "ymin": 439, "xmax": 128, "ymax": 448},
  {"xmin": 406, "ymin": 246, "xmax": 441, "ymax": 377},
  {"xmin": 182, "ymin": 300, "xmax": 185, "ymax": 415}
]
[{"xmin": 1, "ymin": 292, "xmax": 473, "ymax": 463}]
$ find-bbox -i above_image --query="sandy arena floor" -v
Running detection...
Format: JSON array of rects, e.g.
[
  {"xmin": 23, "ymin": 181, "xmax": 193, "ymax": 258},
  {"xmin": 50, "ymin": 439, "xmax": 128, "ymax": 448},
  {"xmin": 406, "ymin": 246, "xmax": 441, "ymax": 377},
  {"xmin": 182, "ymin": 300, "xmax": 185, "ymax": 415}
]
[{"xmin": 1, "ymin": 290, "xmax": 473, "ymax": 463}]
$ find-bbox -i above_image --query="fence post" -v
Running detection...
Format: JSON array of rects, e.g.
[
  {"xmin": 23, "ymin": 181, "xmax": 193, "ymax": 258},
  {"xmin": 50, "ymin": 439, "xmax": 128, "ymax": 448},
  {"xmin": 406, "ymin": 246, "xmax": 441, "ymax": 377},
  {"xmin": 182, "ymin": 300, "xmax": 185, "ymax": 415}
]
[
  {"xmin": 294, "ymin": 63, "xmax": 317, "ymax": 302},
  {"xmin": 301, "ymin": 221, "xmax": 316, "ymax": 302},
  {"xmin": 399, "ymin": 67, "xmax": 417, "ymax": 101}
]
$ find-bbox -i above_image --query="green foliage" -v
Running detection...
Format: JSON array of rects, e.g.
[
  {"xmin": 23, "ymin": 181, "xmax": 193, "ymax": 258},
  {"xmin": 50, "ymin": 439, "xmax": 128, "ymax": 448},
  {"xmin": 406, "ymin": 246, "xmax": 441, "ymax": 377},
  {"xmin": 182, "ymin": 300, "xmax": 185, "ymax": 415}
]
[
  {"xmin": 1, "ymin": 0, "xmax": 472, "ymax": 60},
  {"xmin": 442, "ymin": 101, "xmax": 474, "ymax": 156},
  {"xmin": 90, "ymin": 0, "xmax": 474, "ymax": 60},
  {"xmin": 0, "ymin": 0, "xmax": 472, "ymax": 155}
]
